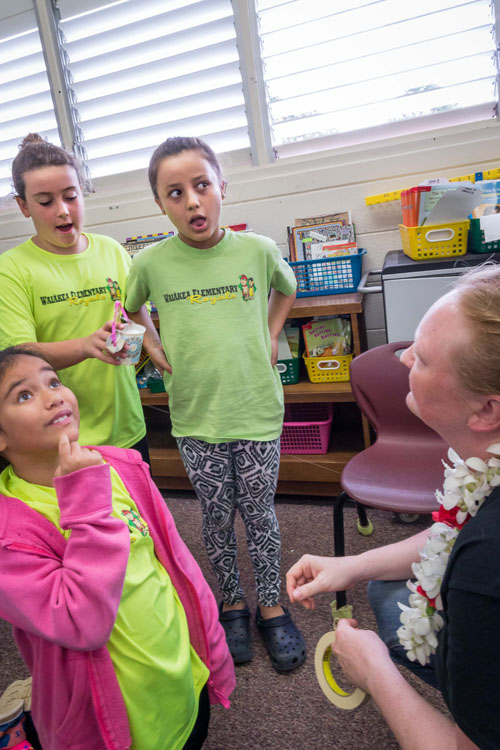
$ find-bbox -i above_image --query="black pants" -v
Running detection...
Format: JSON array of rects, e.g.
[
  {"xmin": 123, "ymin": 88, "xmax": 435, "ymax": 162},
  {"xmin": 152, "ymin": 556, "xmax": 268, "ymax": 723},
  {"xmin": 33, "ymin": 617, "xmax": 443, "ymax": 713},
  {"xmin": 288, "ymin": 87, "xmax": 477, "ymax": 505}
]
[
  {"xmin": 130, "ymin": 435, "xmax": 150, "ymax": 465},
  {"xmin": 183, "ymin": 685, "xmax": 210, "ymax": 750}
]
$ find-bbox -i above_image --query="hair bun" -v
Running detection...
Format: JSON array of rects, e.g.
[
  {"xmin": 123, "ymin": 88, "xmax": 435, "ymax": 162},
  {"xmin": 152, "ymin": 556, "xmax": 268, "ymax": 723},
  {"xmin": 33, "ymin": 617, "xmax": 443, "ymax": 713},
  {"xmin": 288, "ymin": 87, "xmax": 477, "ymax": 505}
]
[{"xmin": 19, "ymin": 133, "xmax": 46, "ymax": 149}]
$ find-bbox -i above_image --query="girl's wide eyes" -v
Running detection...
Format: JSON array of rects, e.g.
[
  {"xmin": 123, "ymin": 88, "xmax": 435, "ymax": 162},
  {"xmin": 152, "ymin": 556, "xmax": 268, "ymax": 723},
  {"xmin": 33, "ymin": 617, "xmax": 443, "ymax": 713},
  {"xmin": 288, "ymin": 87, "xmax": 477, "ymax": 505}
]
[
  {"xmin": 167, "ymin": 181, "xmax": 210, "ymax": 198},
  {"xmin": 16, "ymin": 379, "xmax": 60, "ymax": 401},
  {"xmin": 39, "ymin": 194, "xmax": 77, "ymax": 206}
]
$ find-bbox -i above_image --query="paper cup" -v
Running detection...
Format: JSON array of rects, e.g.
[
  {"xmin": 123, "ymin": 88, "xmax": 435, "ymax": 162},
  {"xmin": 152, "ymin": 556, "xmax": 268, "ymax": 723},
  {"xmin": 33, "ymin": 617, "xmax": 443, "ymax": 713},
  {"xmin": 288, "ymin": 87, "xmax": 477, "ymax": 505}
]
[{"xmin": 106, "ymin": 322, "xmax": 145, "ymax": 365}]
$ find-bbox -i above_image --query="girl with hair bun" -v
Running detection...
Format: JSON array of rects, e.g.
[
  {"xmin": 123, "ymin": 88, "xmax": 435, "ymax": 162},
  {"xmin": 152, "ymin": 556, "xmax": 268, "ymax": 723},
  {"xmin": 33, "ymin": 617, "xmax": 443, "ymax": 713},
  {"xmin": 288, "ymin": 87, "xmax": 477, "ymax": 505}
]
[{"xmin": 0, "ymin": 134, "xmax": 159, "ymax": 458}]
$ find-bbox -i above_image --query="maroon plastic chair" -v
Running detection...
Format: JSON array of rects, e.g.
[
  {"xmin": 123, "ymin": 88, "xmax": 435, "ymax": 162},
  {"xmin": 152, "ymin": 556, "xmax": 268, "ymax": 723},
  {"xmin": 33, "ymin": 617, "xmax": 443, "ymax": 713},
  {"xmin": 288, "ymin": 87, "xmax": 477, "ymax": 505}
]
[{"xmin": 334, "ymin": 341, "xmax": 449, "ymax": 608}]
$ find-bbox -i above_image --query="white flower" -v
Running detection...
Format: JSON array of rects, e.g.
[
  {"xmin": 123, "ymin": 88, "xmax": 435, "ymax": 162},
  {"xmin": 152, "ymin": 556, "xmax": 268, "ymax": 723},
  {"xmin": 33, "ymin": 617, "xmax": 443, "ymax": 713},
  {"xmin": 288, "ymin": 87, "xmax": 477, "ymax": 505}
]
[{"xmin": 398, "ymin": 446, "xmax": 500, "ymax": 665}]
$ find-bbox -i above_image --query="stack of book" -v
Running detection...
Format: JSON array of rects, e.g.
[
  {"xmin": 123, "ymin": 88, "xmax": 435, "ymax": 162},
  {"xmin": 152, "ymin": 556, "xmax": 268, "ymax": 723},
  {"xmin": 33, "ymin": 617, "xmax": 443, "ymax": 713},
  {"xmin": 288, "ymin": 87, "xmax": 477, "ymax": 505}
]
[{"xmin": 287, "ymin": 212, "xmax": 357, "ymax": 261}]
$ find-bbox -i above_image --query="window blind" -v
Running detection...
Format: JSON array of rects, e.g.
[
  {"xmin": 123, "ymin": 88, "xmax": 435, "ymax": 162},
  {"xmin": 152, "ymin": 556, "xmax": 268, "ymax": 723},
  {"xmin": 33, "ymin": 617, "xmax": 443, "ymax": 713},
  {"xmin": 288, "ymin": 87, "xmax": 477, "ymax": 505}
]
[
  {"xmin": 56, "ymin": 0, "xmax": 250, "ymax": 178},
  {"xmin": 256, "ymin": 0, "xmax": 498, "ymax": 151},
  {"xmin": 0, "ymin": 0, "xmax": 59, "ymax": 198}
]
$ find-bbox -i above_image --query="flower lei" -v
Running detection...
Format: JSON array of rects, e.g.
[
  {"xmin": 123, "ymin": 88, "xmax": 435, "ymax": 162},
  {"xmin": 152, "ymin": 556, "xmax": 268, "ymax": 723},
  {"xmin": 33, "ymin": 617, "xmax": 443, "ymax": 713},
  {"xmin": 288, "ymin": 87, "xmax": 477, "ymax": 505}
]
[{"xmin": 397, "ymin": 443, "xmax": 500, "ymax": 666}]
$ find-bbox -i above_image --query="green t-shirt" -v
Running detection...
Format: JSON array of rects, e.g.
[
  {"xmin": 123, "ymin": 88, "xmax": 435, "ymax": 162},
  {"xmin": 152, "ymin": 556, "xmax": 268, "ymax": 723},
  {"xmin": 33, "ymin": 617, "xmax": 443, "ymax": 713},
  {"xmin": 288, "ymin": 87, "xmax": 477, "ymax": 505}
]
[
  {"xmin": 0, "ymin": 465, "xmax": 209, "ymax": 750},
  {"xmin": 0, "ymin": 233, "xmax": 145, "ymax": 448},
  {"xmin": 125, "ymin": 230, "xmax": 297, "ymax": 441}
]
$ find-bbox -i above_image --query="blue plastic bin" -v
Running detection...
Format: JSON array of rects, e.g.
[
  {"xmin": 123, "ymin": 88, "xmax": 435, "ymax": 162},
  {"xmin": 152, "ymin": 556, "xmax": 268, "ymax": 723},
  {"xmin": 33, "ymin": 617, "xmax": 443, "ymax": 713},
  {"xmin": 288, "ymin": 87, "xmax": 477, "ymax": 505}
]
[{"xmin": 288, "ymin": 249, "xmax": 365, "ymax": 298}]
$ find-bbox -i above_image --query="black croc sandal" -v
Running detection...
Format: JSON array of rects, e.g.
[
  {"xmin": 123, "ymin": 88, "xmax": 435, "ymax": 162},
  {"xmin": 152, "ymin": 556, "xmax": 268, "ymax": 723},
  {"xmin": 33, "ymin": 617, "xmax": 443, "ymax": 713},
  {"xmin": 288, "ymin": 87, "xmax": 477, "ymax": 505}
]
[
  {"xmin": 219, "ymin": 603, "xmax": 252, "ymax": 665},
  {"xmin": 256, "ymin": 606, "xmax": 306, "ymax": 672}
]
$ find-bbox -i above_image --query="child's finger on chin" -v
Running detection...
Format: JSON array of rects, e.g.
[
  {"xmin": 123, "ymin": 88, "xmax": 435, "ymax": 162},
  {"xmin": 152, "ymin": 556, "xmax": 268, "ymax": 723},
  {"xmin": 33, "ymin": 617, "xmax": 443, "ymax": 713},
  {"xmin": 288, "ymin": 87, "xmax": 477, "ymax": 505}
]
[{"xmin": 58, "ymin": 432, "xmax": 71, "ymax": 456}]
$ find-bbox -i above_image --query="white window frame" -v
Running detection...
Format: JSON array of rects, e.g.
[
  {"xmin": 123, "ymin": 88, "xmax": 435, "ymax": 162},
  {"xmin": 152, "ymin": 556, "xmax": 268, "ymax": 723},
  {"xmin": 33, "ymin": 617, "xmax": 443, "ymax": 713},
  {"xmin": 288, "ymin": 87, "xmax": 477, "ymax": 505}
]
[{"xmin": 4, "ymin": 0, "xmax": 500, "ymax": 184}]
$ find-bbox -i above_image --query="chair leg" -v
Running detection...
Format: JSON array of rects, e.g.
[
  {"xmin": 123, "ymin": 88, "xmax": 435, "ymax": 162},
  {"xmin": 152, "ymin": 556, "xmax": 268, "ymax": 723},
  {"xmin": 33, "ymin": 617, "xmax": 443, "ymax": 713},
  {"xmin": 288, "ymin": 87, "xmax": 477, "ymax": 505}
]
[{"xmin": 333, "ymin": 491, "xmax": 349, "ymax": 609}]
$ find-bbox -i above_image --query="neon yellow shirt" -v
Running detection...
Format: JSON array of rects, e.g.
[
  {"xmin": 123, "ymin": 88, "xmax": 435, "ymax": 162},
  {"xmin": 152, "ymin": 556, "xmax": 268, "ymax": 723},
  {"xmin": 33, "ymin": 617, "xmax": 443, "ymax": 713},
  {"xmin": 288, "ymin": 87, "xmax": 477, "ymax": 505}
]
[
  {"xmin": 0, "ymin": 465, "xmax": 208, "ymax": 750},
  {"xmin": 0, "ymin": 233, "xmax": 145, "ymax": 448}
]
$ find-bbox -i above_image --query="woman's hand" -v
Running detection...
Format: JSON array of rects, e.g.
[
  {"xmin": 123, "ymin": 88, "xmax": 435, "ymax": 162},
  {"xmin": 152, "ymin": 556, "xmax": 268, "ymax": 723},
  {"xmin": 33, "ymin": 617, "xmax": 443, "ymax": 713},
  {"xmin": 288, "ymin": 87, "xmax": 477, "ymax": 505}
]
[
  {"xmin": 333, "ymin": 619, "xmax": 393, "ymax": 694},
  {"xmin": 286, "ymin": 554, "xmax": 360, "ymax": 609},
  {"xmin": 54, "ymin": 434, "xmax": 104, "ymax": 477}
]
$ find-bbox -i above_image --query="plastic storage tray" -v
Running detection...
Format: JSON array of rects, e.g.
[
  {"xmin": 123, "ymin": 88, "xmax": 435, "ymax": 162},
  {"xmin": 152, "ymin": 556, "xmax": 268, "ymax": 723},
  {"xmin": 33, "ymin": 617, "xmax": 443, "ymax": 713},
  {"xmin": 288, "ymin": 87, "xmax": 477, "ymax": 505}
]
[
  {"xmin": 288, "ymin": 250, "xmax": 365, "ymax": 297},
  {"xmin": 281, "ymin": 403, "xmax": 333, "ymax": 454},
  {"xmin": 303, "ymin": 353, "xmax": 352, "ymax": 383},
  {"xmin": 399, "ymin": 221, "xmax": 469, "ymax": 260},
  {"xmin": 276, "ymin": 356, "xmax": 300, "ymax": 385},
  {"xmin": 467, "ymin": 217, "xmax": 500, "ymax": 253},
  {"xmin": 147, "ymin": 376, "xmax": 166, "ymax": 393}
]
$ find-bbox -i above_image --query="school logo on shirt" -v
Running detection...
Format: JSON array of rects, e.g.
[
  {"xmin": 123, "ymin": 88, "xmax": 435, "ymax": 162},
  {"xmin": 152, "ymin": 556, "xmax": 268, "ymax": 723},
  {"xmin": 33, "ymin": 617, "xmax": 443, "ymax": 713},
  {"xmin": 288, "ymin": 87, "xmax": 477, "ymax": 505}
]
[
  {"xmin": 162, "ymin": 274, "xmax": 256, "ymax": 307},
  {"xmin": 38, "ymin": 278, "xmax": 122, "ymax": 307},
  {"xmin": 238, "ymin": 274, "xmax": 256, "ymax": 301},
  {"xmin": 106, "ymin": 278, "xmax": 122, "ymax": 301},
  {"xmin": 121, "ymin": 508, "xmax": 149, "ymax": 536},
  {"xmin": 39, "ymin": 286, "xmax": 108, "ymax": 306}
]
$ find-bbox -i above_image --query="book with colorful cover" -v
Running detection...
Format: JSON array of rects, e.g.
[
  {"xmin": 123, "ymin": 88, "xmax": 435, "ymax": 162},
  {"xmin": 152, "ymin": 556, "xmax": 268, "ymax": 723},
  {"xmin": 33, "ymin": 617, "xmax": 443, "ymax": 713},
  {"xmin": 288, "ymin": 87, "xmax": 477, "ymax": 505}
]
[
  {"xmin": 302, "ymin": 317, "xmax": 351, "ymax": 357},
  {"xmin": 291, "ymin": 221, "xmax": 357, "ymax": 261},
  {"xmin": 308, "ymin": 241, "xmax": 357, "ymax": 259}
]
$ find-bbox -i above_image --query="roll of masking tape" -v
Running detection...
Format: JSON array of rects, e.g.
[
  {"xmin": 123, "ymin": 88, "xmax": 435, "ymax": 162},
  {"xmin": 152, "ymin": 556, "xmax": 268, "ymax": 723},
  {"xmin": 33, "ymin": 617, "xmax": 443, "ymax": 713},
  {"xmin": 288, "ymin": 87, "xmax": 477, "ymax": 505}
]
[{"xmin": 314, "ymin": 631, "xmax": 369, "ymax": 710}]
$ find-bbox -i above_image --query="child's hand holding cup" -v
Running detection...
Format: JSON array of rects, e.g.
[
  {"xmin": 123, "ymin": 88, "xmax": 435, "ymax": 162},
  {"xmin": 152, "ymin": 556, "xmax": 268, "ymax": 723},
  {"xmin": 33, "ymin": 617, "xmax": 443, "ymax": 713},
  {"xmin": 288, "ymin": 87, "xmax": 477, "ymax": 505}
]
[{"xmin": 105, "ymin": 301, "xmax": 146, "ymax": 365}]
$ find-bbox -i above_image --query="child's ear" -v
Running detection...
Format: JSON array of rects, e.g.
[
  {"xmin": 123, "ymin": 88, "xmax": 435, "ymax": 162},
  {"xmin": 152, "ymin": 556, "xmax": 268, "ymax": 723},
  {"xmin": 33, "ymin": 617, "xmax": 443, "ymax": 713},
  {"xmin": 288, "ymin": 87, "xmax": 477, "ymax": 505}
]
[
  {"xmin": 16, "ymin": 196, "xmax": 31, "ymax": 219},
  {"xmin": 0, "ymin": 430, "xmax": 7, "ymax": 455},
  {"xmin": 155, "ymin": 198, "xmax": 166, "ymax": 215}
]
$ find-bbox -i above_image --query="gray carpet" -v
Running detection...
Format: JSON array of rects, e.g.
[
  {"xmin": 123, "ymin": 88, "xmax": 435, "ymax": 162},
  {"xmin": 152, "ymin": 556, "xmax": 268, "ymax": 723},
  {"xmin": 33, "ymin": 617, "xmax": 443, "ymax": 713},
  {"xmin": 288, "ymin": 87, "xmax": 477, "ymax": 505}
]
[{"xmin": 0, "ymin": 492, "xmax": 448, "ymax": 749}]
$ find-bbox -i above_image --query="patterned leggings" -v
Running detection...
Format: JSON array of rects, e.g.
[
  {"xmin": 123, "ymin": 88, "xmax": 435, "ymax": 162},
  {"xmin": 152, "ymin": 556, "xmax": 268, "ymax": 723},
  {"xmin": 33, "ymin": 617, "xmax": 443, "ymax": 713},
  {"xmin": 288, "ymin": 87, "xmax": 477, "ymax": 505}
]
[{"xmin": 176, "ymin": 437, "xmax": 282, "ymax": 607}]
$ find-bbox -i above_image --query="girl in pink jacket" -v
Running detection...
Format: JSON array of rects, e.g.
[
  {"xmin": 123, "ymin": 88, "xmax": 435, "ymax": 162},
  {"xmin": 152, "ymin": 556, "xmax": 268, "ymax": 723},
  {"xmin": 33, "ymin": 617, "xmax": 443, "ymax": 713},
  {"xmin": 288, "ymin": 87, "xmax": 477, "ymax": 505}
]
[{"xmin": 0, "ymin": 346, "xmax": 235, "ymax": 750}]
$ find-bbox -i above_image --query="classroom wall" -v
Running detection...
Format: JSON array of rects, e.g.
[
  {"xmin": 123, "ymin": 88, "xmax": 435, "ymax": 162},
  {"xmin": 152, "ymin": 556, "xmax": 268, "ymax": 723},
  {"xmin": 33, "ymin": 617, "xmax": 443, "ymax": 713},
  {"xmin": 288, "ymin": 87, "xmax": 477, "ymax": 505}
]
[{"xmin": 1, "ymin": 118, "xmax": 499, "ymax": 347}]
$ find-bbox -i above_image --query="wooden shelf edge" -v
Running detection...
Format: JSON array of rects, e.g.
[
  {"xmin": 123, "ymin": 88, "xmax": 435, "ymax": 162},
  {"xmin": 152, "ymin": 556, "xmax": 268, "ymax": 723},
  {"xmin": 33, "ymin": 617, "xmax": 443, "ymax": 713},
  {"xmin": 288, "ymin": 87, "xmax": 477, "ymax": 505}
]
[
  {"xmin": 290, "ymin": 292, "xmax": 364, "ymax": 317},
  {"xmin": 284, "ymin": 380, "xmax": 354, "ymax": 402},
  {"xmin": 140, "ymin": 389, "xmax": 168, "ymax": 405},
  {"xmin": 149, "ymin": 445, "xmax": 357, "ymax": 487},
  {"xmin": 141, "ymin": 381, "xmax": 354, "ymax": 406}
]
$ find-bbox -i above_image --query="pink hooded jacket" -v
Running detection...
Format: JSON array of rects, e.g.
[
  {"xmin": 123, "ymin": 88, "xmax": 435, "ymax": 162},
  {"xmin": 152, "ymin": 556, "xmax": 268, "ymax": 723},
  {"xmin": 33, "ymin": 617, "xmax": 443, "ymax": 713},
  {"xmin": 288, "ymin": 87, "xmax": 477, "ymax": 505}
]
[{"xmin": 0, "ymin": 446, "xmax": 235, "ymax": 750}]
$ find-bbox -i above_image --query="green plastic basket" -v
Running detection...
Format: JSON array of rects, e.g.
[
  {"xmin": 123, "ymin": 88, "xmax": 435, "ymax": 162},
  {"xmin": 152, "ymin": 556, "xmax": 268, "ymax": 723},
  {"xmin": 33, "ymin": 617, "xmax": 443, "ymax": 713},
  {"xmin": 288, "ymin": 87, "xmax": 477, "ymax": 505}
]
[
  {"xmin": 276, "ymin": 356, "xmax": 300, "ymax": 385},
  {"xmin": 467, "ymin": 217, "xmax": 500, "ymax": 253},
  {"xmin": 147, "ymin": 377, "xmax": 166, "ymax": 393}
]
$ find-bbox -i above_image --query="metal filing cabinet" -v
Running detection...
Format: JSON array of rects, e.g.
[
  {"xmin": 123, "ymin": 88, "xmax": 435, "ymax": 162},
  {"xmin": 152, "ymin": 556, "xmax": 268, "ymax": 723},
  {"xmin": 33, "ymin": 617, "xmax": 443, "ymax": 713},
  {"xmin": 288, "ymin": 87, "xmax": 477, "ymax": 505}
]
[{"xmin": 382, "ymin": 250, "xmax": 500, "ymax": 342}]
